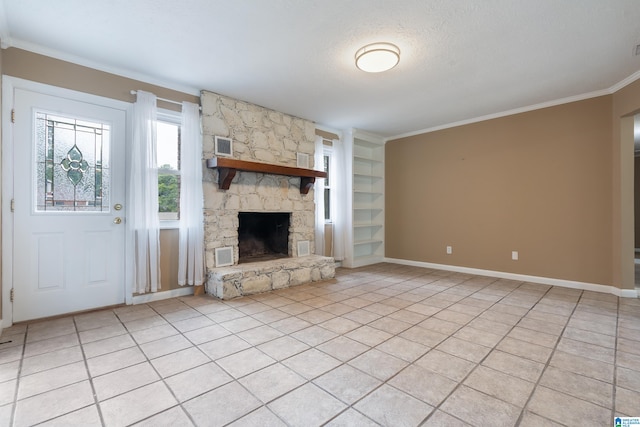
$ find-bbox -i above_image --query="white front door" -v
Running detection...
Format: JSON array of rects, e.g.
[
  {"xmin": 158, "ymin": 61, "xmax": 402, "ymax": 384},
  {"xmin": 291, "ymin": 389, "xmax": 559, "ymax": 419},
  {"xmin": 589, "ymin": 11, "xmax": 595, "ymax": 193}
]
[{"xmin": 11, "ymin": 86, "xmax": 127, "ymax": 322}]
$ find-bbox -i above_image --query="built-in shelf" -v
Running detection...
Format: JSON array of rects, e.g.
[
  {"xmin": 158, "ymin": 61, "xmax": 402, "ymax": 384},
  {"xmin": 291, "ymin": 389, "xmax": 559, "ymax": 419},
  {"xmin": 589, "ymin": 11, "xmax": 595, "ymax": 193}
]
[
  {"xmin": 206, "ymin": 157, "xmax": 327, "ymax": 194},
  {"xmin": 354, "ymin": 156, "xmax": 382, "ymax": 164},
  {"xmin": 354, "ymin": 222, "xmax": 383, "ymax": 228},
  {"xmin": 354, "ymin": 190, "xmax": 383, "ymax": 196},
  {"xmin": 354, "ymin": 239, "xmax": 384, "ymax": 246},
  {"xmin": 344, "ymin": 130, "xmax": 385, "ymax": 268},
  {"xmin": 354, "ymin": 206, "xmax": 383, "ymax": 211},
  {"xmin": 354, "ymin": 172, "xmax": 383, "ymax": 179}
]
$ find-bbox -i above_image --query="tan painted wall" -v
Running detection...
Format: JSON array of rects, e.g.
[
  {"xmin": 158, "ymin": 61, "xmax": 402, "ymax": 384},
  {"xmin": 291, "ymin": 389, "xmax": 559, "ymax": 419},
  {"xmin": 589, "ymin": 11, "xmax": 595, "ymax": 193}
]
[
  {"xmin": 159, "ymin": 229, "xmax": 181, "ymax": 291},
  {"xmin": 634, "ymin": 156, "xmax": 640, "ymax": 248},
  {"xmin": 1, "ymin": 48, "xmax": 200, "ymax": 307},
  {"xmin": 0, "ymin": 45, "xmax": 3, "ymax": 316},
  {"xmin": 611, "ymin": 78, "xmax": 640, "ymax": 290},
  {"xmin": 2, "ymin": 48, "xmax": 199, "ymax": 110},
  {"xmin": 386, "ymin": 97, "xmax": 614, "ymax": 285},
  {"xmin": 316, "ymin": 129, "xmax": 339, "ymax": 141}
]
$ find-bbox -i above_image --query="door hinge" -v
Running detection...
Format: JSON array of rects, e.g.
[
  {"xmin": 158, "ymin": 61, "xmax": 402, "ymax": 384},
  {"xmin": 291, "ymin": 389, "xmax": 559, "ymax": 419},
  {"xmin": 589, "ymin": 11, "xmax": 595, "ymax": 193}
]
[
  {"xmin": 10, "ymin": 199, "xmax": 14, "ymax": 213},
  {"xmin": 10, "ymin": 289, "xmax": 14, "ymax": 303},
  {"xmin": 11, "ymin": 109, "xmax": 15, "ymax": 123}
]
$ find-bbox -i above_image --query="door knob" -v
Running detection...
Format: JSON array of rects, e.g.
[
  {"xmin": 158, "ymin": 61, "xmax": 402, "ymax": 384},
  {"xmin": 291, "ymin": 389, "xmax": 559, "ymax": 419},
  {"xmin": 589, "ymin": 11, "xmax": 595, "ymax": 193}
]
[{"xmin": 113, "ymin": 217, "xmax": 122, "ymax": 224}]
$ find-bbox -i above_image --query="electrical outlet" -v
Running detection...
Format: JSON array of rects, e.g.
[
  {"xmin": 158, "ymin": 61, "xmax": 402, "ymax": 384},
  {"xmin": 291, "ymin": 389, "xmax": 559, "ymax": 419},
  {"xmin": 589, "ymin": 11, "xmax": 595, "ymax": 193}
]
[
  {"xmin": 512, "ymin": 251, "xmax": 519, "ymax": 261},
  {"xmin": 446, "ymin": 246, "xmax": 453, "ymax": 255}
]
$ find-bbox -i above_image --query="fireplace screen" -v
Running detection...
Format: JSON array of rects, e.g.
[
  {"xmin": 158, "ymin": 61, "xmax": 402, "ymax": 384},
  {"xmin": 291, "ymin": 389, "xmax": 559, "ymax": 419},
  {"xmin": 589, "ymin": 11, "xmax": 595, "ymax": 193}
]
[{"xmin": 238, "ymin": 212, "xmax": 290, "ymax": 263}]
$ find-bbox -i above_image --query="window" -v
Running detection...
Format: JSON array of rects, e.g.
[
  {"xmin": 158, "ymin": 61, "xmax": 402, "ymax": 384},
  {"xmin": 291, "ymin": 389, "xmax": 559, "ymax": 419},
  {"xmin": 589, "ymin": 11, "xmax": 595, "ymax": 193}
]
[
  {"xmin": 323, "ymin": 151, "xmax": 331, "ymax": 222},
  {"xmin": 157, "ymin": 113, "xmax": 180, "ymax": 222}
]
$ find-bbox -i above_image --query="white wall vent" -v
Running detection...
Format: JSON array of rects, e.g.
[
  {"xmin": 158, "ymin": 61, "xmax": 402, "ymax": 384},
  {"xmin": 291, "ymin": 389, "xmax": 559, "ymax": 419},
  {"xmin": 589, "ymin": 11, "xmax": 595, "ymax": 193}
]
[
  {"xmin": 297, "ymin": 152, "xmax": 309, "ymax": 169},
  {"xmin": 215, "ymin": 246, "xmax": 234, "ymax": 267},
  {"xmin": 297, "ymin": 240, "xmax": 310, "ymax": 257},
  {"xmin": 214, "ymin": 136, "xmax": 233, "ymax": 157}
]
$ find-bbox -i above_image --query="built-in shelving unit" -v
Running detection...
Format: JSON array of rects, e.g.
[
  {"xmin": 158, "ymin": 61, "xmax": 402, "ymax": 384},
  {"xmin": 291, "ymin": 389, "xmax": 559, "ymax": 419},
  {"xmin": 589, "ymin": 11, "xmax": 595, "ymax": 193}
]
[{"xmin": 343, "ymin": 130, "xmax": 385, "ymax": 268}]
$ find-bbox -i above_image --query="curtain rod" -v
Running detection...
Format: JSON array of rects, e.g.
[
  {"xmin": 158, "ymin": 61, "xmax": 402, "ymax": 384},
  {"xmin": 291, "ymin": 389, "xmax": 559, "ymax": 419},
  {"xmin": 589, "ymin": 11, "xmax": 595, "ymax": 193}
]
[{"xmin": 130, "ymin": 90, "xmax": 201, "ymax": 110}]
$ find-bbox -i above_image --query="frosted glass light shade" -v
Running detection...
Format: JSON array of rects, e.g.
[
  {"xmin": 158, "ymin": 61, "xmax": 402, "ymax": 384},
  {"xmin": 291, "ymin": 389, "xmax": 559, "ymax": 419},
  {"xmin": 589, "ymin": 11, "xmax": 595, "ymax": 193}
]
[{"xmin": 355, "ymin": 42, "xmax": 400, "ymax": 73}]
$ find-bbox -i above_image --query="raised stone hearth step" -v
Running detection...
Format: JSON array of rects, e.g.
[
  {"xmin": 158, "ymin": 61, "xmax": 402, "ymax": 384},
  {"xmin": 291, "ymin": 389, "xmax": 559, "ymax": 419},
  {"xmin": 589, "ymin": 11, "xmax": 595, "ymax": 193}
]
[{"xmin": 206, "ymin": 255, "xmax": 335, "ymax": 299}]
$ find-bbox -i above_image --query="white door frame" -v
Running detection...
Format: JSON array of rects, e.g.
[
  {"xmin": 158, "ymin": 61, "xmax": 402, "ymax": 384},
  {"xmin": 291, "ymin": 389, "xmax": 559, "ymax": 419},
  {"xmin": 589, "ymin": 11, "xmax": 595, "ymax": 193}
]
[{"xmin": 1, "ymin": 76, "xmax": 134, "ymax": 328}]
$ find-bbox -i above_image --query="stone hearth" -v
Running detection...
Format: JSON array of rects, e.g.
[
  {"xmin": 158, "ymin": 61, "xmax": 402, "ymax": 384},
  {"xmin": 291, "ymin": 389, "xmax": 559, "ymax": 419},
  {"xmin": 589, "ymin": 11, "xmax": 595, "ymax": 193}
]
[
  {"xmin": 208, "ymin": 255, "xmax": 335, "ymax": 299},
  {"xmin": 201, "ymin": 91, "xmax": 335, "ymax": 299}
]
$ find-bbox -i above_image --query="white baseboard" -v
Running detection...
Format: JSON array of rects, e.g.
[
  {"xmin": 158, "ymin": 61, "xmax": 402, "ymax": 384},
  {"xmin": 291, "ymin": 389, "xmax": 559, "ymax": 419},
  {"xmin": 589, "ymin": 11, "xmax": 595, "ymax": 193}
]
[
  {"xmin": 132, "ymin": 286, "xmax": 195, "ymax": 305},
  {"xmin": 384, "ymin": 257, "xmax": 639, "ymax": 298}
]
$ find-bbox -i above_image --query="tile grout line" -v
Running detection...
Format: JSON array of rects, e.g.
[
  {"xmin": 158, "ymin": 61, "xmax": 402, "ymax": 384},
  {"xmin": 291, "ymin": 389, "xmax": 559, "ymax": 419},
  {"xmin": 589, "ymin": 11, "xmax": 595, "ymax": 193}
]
[
  {"xmin": 72, "ymin": 316, "xmax": 109, "ymax": 427},
  {"xmin": 307, "ymin": 271, "xmax": 437, "ymax": 425},
  {"xmin": 12, "ymin": 319, "xmax": 104, "ymax": 426},
  {"xmin": 511, "ymin": 287, "xmax": 584, "ymax": 426},
  {"xmin": 313, "ymin": 271, "xmax": 503, "ymax": 426},
  {"xmin": 129, "ymin": 301, "xmax": 204, "ymax": 427},
  {"xmin": 312, "ymin": 272, "xmax": 452, "ymax": 425},
  {"xmin": 611, "ymin": 295, "xmax": 620, "ymax": 421},
  {"xmin": 513, "ymin": 291, "xmax": 625, "ymax": 424},
  {"xmin": 9, "ymin": 323, "xmax": 28, "ymax": 427},
  {"xmin": 184, "ymin": 296, "xmax": 303, "ymax": 427},
  {"xmin": 133, "ymin": 298, "xmax": 298, "ymax": 427},
  {"xmin": 417, "ymin": 277, "xmax": 553, "ymax": 426},
  {"xmin": 237, "ymin": 269, "xmax": 441, "ymax": 425}
]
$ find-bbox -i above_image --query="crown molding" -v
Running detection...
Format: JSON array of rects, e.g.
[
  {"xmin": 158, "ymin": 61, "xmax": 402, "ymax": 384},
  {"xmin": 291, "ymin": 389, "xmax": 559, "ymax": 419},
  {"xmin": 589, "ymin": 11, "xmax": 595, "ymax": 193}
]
[
  {"xmin": 6, "ymin": 38, "xmax": 201, "ymax": 97},
  {"xmin": 608, "ymin": 69, "xmax": 640, "ymax": 93},
  {"xmin": 387, "ymin": 88, "xmax": 614, "ymax": 141},
  {"xmin": 387, "ymin": 70, "xmax": 640, "ymax": 142}
]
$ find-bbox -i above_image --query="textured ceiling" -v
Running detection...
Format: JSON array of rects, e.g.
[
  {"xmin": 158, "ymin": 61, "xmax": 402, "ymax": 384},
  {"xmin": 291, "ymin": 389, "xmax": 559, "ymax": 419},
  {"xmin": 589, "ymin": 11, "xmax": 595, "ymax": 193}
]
[{"xmin": 1, "ymin": 0, "xmax": 640, "ymax": 138}]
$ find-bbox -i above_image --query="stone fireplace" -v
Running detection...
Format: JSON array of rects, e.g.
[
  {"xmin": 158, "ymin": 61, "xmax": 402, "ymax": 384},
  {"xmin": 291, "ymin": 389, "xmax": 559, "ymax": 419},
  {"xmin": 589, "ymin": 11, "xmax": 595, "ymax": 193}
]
[{"xmin": 201, "ymin": 91, "xmax": 335, "ymax": 299}]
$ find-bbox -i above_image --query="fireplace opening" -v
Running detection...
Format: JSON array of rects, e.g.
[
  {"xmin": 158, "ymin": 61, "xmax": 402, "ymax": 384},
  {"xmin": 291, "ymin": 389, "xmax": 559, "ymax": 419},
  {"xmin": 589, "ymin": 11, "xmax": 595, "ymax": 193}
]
[{"xmin": 238, "ymin": 212, "xmax": 290, "ymax": 263}]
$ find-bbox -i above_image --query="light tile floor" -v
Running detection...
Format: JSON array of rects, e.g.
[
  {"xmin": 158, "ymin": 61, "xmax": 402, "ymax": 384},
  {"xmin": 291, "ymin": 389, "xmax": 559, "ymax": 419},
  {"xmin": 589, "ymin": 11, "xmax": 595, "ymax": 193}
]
[{"xmin": 1, "ymin": 263, "xmax": 639, "ymax": 426}]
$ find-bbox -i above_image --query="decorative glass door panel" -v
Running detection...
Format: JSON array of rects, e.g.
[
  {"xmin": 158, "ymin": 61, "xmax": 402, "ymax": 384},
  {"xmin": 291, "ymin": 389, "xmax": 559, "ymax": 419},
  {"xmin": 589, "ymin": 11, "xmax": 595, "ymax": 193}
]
[{"xmin": 35, "ymin": 112, "xmax": 111, "ymax": 212}]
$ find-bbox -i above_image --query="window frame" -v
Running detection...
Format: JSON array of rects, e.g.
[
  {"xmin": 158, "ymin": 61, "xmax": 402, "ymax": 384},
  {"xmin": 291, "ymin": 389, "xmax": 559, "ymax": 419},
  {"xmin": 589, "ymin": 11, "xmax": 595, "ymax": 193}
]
[
  {"xmin": 323, "ymin": 146, "xmax": 332, "ymax": 223},
  {"xmin": 156, "ymin": 109, "xmax": 181, "ymax": 229}
]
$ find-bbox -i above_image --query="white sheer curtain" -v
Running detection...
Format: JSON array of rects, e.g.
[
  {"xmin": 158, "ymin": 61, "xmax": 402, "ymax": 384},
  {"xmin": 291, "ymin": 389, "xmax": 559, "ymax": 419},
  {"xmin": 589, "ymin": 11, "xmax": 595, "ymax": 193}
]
[
  {"xmin": 178, "ymin": 101, "xmax": 205, "ymax": 286},
  {"xmin": 331, "ymin": 138, "xmax": 347, "ymax": 261},
  {"xmin": 129, "ymin": 90, "xmax": 161, "ymax": 293},
  {"xmin": 314, "ymin": 136, "xmax": 325, "ymax": 256}
]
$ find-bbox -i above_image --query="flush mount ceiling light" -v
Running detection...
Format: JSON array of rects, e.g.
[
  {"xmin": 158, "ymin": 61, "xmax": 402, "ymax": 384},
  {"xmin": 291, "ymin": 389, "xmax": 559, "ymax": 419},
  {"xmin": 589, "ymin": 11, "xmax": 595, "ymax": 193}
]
[{"xmin": 355, "ymin": 42, "xmax": 400, "ymax": 73}]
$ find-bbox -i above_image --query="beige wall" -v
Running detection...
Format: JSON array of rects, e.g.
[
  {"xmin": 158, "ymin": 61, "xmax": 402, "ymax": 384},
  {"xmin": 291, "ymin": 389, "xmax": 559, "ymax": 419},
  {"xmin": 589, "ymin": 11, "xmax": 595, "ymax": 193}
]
[
  {"xmin": 611, "ymin": 78, "xmax": 640, "ymax": 289},
  {"xmin": 635, "ymin": 156, "xmax": 640, "ymax": 248},
  {"xmin": 0, "ymin": 44, "xmax": 3, "ymax": 315},
  {"xmin": 1, "ymin": 48, "xmax": 200, "ymax": 307},
  {"xmin": 159, "ymin": 229, "xmax": 181, "ymax": 291},
  {"xmin": 386, "ymin": 97, "xmax": 615, "ymax": 286},
  {"xmin": 316, "ymin": 129, "xmax": 339, "ymax": 141},
  {"xmin": 2, "ymin": 48, "xmax": 199, "ymax": 110}
]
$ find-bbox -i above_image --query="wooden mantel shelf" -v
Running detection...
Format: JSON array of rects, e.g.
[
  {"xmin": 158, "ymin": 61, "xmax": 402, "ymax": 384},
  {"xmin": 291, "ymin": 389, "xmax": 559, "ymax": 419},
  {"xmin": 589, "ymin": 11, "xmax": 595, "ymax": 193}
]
[{"xmin": 206, "ymin": 157, "xmax": 327, "ymax": 194}]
